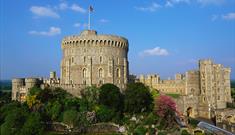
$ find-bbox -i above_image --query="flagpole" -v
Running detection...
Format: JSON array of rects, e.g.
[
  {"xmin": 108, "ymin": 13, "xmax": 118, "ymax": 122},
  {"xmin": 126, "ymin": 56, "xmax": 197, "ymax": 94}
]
[{"xmin": 88, "ymin": 7, "xmax": 91, "ymax": 30}]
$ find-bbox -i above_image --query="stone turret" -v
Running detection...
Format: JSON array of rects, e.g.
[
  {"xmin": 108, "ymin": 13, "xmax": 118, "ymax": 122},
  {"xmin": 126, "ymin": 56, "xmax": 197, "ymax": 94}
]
[{"xmin": 12, "ymin": 78, "xmax": 24, "ymax": 100}]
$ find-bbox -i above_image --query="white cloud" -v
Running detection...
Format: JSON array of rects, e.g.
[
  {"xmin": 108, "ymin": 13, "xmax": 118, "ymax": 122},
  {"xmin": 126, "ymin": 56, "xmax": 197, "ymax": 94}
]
[
  {"xmin": 71, "ymin": 4, "xmax": 86, "ymax": 13},
  {"xmin": 29, "ymin": 27, "xmax": 61, "ymax": 36},
  {"xmin": 171, "ymin": 0, "xmax": 191, "ymax": 4},
  {"xmin": 74, "ymin": 23, "xmax": 81, "ymax": 27},
  {"xmin": 140, "ymin": 47, "xmax": 169, "ymax": 56},
  {"xmin": 99, "ymin": 19, "xmax": 109, "ymax": 23},
  {"xmin": 222, "ymin": 12, "xmax": 235, "ymax": 20},
  {"xmin": 59, "ymin": 2, "xmax": 68, "ymax": 10},
  {"xmin": 135, "ymin": 2, "xmax": 161, "ymax": 12},
  {"xmin": 30, "ymin": 6, "xmax": 60, "ymax": 18},
  {"xmin": 165, "ymin": 1, "xmax": 174, "ymax": 7}
]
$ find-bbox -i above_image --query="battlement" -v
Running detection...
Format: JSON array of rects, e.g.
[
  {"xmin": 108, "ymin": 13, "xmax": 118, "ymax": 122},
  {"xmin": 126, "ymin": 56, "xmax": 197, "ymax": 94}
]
[{"xmin": 62, "ymin": 30, "xmax": 128, "ymax": 49}]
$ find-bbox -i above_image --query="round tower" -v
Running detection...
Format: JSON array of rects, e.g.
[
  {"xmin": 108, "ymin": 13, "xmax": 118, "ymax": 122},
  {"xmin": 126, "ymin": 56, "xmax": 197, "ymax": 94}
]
[
  {"xmin": 60, "ymin": 30, "xmax": 129, "ymax": 89},
  {"xmin": 12, "ymin": 78, "xmax": 24, "ymax": 100},
  {"xmin": 25, "ymin": 78, "xmax": 39, "ymax": 92}
]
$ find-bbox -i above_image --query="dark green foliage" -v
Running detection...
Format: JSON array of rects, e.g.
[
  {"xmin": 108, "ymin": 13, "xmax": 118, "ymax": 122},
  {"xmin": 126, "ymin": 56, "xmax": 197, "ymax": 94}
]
[
  {"xmin": 45, "ymin": 101, "xmax": 62, "ymax": 121},
  {"xmin": 96, "ymin": 105, "xmax": 115, "ymax": 122},
  {"xmin": 99, "ymin": 83, "xmax": 124, "ymax": 112},
  {"xmin": 124, "ymin": 83, "xmax": 153, "ymax": 113},
  {"xmin": 62, "ymin": 109, "xmax": 79, "ymax": 128},
  {"xmin": 181, "ymin": 129, "xmax": 191, "ymax": 135},
  {"xmin": 134, "ymin": 125, "xmax": 147, "ymax": 135},
  {"xmin": 0, "ymin": 91, "xmax": 11, "ymax": 106},
  {"xmin": 29, "ymin": 87, "xmax": 42, "ymax": 96},
  {"xmin": 20, "ymin": 112, "xmax": 44, "ymax": 135},
  {"xmin": 143, "ymin": 112, "xmax": 159, "ymax": 125},
  {"xmin": 1, "ymin": 107, "xmax": 29, "ymax": 135}
]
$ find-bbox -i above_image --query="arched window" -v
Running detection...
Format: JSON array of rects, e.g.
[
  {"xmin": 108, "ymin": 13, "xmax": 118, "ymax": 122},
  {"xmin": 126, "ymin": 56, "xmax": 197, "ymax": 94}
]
[
  {"xmin": 100, "ymin": 56, "xmax": 102, "ymax": 63},
  {"xmin": 98, "ymin": 68, "xmax": 103, "ymax": 78},
  {"xmin": 83, "ymin": 68, "xmax": 87, "ymax": 78},
  {"xmin": 117, "ymin": 68, "xmax": 120, "ymax": 78}
]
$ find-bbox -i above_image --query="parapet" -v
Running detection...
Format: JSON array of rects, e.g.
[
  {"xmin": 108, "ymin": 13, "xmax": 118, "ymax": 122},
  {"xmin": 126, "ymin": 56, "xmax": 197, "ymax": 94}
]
[
  {"xmin": 12, "ymin": 78, "xmax": 24, "ymax": 83},
  {"xmin": 62, "ymin": 30, "xmax": 129, "ymax": 49},
  {"xmin": 25, "ymin": 78, "xmax": 39, "ymax": 83}
]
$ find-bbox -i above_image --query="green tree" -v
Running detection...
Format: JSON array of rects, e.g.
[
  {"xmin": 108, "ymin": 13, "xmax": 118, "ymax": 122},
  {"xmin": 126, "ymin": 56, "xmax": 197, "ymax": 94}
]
[
  {"xmin": 95, "ymin": 105, "xmax": 115, "ymax": 122},
  {"xmin": 20, "ymin": 112, "xmax": 44, "ymax": 135},
  {"xmin": 46, "ymin": 101, "xmax": 62, "ymax": 121},
  {"xmin": 99, "ymin": 83, "xmax": 124, "ymax": 111},
  {"xmin": 1, "ymin": 108, "xmax": 28, "ymax": 135},
  {"xmin": 81, "ymin": 86, "xmax": 100, "ymax": 106},
  {"xmin": 62, "ymin": 110, "xmax": 79, "ymax": 128},
  {"xmin": 124, "ymin": 83, "xmax": 153, "ymax": 113}
]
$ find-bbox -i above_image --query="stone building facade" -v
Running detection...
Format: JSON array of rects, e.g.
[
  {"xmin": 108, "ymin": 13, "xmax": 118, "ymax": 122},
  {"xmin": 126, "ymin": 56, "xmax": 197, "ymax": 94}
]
[{"xmin": 137, "ymin": 59, "xmax": 233, "ymax": 119}]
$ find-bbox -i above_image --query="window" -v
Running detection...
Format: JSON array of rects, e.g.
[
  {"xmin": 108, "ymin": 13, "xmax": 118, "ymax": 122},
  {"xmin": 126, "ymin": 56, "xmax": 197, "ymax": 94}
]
[
  {"xmin": 71, "ymin": 57, "xmax": 74, "ymax": 63},
  {"xmin": 98, "ymin": 68, "xmax": 103, "ymax": 78},
  {"xmin": 83, "ymin": 68, "xmax": 87, "ymax": 78},
  {"xmin": 117, "ymin": 68, "xmax": 120, "ymax": 77},
  {"xmin": 100, "ymin": 56, "xmax": 102, "ymax": 63},
  {"xmin": 83, "ymin": 80, "xmax": 86, "ymax": 85}
]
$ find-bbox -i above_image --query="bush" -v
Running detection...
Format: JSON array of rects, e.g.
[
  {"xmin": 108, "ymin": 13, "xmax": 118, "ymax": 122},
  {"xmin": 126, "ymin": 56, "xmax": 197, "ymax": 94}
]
[
  {"xmin": 181, "ymin": 129, "xmax": 191, "ymax": 135},
  {"xmin": 95, "ymin": 105, "xmax": 115, "ymax": 122},
  {"xmin": 62, "ymin": 109, "xmax": 79, "ymax": 128},
  {"xmin": 134, "ymin": 125, "xmax": 147, "ymax": 135},
  {"xmin": 124, "ymin": 83, "xmax": 153, "ymax": 113},
  {"xmin": 99, "ymin": 84, "xmax": 124, "ymax": 112}
]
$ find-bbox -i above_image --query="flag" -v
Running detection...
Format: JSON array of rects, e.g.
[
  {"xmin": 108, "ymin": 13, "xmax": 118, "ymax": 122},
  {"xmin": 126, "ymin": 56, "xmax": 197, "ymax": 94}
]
[{"xmin": 89, "ymin": 6, "xmax": 93, "ymax": 12}]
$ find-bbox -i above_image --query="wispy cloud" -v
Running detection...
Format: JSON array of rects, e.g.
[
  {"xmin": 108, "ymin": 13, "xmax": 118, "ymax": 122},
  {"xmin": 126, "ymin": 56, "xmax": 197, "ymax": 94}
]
[
  {"xmin": 135, "ymin": 2, "xmax": 161, "ymax": 12},
  {"xmin": 211, "ymin": 12, "xmax": 235, "ymax": 21},
  {"xmin": 222, "ymin": 12, "xmax": 235, "ymax": 20},
  {"xmin": 58, "ymin": 2, "xmax": 68, "ymax": 10},
  {"xmin": 29, "ymin": 27, "xmax": 61, "ymax": 36},
  {"xmin": 71, "ymin": 4, "xmax": 86, "ymax": 13},
  {"xmin": 74, "ymin": 23, "xmax": 81, "ymax": 27},
  {"xmin": 139, "ymin": 47, "xmax": 169, "ymax": 56},
  {"xmin": 99, "ymin": 19, "xmax": 109, "ymax": 23},
  {"xmin": 30, "ymin": 6, "xmax": 60, "ymax": 18}
]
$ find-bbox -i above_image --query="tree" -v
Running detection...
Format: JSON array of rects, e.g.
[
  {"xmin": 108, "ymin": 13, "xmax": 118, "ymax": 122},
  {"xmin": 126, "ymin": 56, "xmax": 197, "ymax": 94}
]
[
  {"xmin": 81, "ymin": 86, "xmax": 100, "ymax": 106},
  {"xmin": 1, "ymin": 108, "xmax": 28, "ymax": 135},
  {"xmin": 124, "ymin": 83, "xmax": 153, "ymax": 113},
  {"xmin": 99, "ymin": 83, "xmax": 124, "ymax": 112},
  {"xmin": 20, "ymin": 112, "xmax": 44, "ymax": 135},
  {"xmin": 155, "ymin": 95, "xmax": 177, "ymax": 128},
  {"xmin": 95, "ymin": 105, "xmax": 115, "ymax": 122},
  {"xmin": 46, "ymin": 101, "xmax": 62, "ymax": 121},
  {"xmin": 62, "ymin": 110, "xmax": 79, "ymax": 128}
]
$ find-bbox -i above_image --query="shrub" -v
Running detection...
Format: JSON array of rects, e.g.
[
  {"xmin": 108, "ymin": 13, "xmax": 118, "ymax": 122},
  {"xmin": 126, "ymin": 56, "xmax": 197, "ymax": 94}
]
[
  {"xmin": 124, "ymin": 83, "xmax": 153, "ymax": 113},
  {"xmin": 99, "ymin": 84, "xmax": 124, "ymax": 112}
]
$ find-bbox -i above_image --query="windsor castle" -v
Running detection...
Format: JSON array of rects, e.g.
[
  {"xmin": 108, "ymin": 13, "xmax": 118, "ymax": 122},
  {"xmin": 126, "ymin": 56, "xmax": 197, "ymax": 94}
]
[{"xmin": 11, "ymin": 30, "xmax": 235, "ymax": 132}]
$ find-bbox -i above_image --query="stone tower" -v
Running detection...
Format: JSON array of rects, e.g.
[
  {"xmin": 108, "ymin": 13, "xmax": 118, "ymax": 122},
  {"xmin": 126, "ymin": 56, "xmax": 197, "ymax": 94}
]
[{"xmin": 60, "ymin": 30, "xmax": 129, "ymax": 89}]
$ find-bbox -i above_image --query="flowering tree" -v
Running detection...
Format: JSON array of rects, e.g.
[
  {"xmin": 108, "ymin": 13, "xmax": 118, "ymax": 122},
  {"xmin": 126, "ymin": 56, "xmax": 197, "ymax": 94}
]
[
  {"xmin": 155, "ymin": 95, "xmax": 176, "ymax": 117},
  {"xmin": 155, "ymin": 95, "xmax": 177, "ymax": 128}
]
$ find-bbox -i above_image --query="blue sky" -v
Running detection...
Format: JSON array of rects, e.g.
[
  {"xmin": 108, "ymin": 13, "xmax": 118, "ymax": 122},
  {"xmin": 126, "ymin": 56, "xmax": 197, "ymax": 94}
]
[{"xmin": 0, "ymin": 0, "xmax": 235, "ymax": 80}]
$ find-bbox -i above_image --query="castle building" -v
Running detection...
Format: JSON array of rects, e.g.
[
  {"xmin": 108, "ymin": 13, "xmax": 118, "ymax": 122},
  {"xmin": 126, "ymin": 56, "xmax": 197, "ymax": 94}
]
[
  {"xmin": 12, "ymin": 30, "xmax": 129, "ymax": 100},
  {"xmin": 137, "ymin": 59, "xmax": 233, "ymax": 119},
  {"xmin": 60, "ymin": 30, "xmax": 129, "ymax": 89}
]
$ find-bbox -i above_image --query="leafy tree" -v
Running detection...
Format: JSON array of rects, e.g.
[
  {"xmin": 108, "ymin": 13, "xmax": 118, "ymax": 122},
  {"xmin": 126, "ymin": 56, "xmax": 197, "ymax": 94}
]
[
  {"xmin": 124, "ymin": 83, "xmax": 153, "ymax": 113},
  {"xmin": 20, "ymin": 112, "xmax": 44, "ymax": 135},
  {"xmin": 1, "ymin": 107, "xmax": 28, "ymax": 135},
  {"xmin": 81, "ymin": 86, "xmax": 100, "ymax": 106},
  {"xmin": 62, "ymin": 109, "xmax": 79, "ymax": 128},
  {"xmin": 28, "ymin": 87, "xmax": 42, "ymax": 96},
  {"xmin": 95, "ymin": 105, "xmax": 115, "ymax": 122},
  {"xmin": 46, "ymin": 101, "xmax": 62, "ymax": 121},
  {"xmin": 99, "ymin": 83, "xmax": 124, "ymax": 112}
]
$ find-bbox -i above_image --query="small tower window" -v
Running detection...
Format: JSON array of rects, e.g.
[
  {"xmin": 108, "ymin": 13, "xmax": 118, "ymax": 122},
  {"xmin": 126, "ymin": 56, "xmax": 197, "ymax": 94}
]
[
  {"xmin": 98, "ymin": 68, "xmax": 103, "ymax": 78},
  {"xmin": 84, "ymin": 56, "xmax": 86, "ymax": 63},
  {"xmin": 83, "ymin": 68, "xmax": 87, "ymax": 78},
  {"xmin": 117, "ymin": 68, "xmax": 120, "ymax": 78},
  {"xmin": 100, "ymin": 56, "xmax": 102, "ymax": 63}
]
